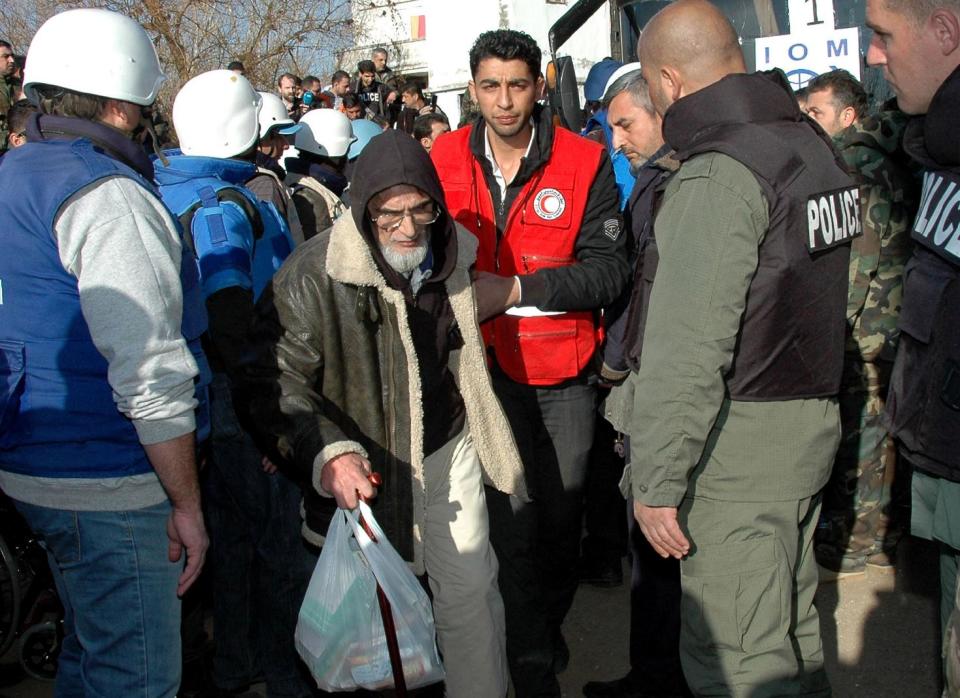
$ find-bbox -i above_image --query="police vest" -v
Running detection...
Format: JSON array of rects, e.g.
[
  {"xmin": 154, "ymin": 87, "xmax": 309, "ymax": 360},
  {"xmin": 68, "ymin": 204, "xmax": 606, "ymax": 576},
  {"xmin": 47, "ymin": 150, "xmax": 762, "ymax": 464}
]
[
  {"xmin": 0, "ymin": 139, "xmax": 208, "ymax": 478},
  {"xmin": 432, "ymin": 125, "xmax": 604, "ymax": 386},
  {"xmin": 885, "ymin": 164, "xmax": 960, "ymax": 474},
  {"xmin": 157, "ymin": 162, "xmax": 295, "ymax": 302},
  {"xmin": 660, "ymin": 113, "xmax": 856, "ymax": 400}
]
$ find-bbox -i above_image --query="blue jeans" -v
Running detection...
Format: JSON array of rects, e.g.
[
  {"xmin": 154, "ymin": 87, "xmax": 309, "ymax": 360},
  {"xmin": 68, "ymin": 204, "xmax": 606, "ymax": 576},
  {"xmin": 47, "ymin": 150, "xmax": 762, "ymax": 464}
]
[
  {"xmin": 14, "ymin": 499, "xmax": 181, "ymax": 698},
  {"xmin": 204, "ymin": 373, "xmax": 314, "ymax": 697}
]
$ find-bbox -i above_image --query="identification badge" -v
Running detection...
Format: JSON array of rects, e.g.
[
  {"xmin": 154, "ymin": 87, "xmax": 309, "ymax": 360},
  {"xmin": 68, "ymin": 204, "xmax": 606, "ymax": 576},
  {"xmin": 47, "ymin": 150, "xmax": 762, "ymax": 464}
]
[
  {"xmin": 912, "ymin": 170, "xmax": 960, "ymax": 266},
  {"xmin": 806, "ymin": 186, "xmax": 862, "ymax": 253}
]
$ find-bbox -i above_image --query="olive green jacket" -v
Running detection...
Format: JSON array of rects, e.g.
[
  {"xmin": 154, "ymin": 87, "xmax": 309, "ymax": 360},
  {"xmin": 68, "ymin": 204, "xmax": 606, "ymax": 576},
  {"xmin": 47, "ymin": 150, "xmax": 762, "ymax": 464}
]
[
  {"xmin": 621, "ymin": 153, "xmax": 840, "ymax": 507},
  {"xmin": 0, "ymin": 76, "xmax": 17, "ymax": 152},
  {"xmin": 244, "ymin": 212, "xmax": 526, "ymax": 572}
]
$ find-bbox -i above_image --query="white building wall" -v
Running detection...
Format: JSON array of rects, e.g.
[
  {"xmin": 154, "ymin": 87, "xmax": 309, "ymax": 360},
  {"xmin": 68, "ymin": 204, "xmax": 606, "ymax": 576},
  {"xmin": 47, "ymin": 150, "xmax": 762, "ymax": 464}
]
[{"xmin": 349, "ymin": 0, "xmax": 613, "ymax": 126}]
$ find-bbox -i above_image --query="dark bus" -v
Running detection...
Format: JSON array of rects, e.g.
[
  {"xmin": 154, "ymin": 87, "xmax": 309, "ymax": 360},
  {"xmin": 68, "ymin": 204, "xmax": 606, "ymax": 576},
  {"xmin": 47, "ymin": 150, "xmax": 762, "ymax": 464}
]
[{"xmin": 546, "ymin": 0, "xmax": 890, "ymax": 132}]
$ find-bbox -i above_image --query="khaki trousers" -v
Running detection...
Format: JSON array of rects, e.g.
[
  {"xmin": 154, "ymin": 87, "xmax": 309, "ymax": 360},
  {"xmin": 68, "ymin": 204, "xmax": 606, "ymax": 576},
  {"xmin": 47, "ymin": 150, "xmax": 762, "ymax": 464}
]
[
  {"xmin": 678, "ymin": 494, "xmax": 831, "ymax": 697},
  {"xmin": 423, "ymin": 429, "xmax": 508, "ymax": 697}
]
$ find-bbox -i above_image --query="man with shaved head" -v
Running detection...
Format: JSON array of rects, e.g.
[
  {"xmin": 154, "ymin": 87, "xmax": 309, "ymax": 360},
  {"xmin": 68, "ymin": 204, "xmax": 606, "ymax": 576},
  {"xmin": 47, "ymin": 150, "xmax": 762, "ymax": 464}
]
[
  {"xmin": 865, "ymin": 0, "xmax": 960, "ymax": 689},
  {"xmin": 622, "ymin": 1, "xmax": 859, "ymax": 694}
]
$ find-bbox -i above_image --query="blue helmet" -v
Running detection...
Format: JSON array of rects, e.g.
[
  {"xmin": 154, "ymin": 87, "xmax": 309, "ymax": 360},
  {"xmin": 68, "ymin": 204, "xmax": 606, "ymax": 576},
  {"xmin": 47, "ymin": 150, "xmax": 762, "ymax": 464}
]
[
  {"xmin": 583, "ymin": 58, "xmax": 623, "ymax": 103},
  {"xmin": 348, "ymin": 119, "xmax": 384, "ymax": 161}
]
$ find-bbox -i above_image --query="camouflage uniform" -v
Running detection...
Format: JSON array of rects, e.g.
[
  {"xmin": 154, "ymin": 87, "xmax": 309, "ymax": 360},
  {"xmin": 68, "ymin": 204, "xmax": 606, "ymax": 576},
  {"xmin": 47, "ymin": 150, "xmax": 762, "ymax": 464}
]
[
  {"xmin": 816, "ymin": 110, "xmax": 918, "ymax": 573},
  {"xmin": 0, "ymin": 75, "xmax": 17, "ymax": 153}
]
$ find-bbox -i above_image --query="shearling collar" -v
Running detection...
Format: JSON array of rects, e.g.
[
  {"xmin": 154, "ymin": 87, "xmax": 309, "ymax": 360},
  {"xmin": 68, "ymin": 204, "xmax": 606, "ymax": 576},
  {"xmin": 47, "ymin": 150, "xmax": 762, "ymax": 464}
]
[{"xmin": 325, "ymin": 211, "xmax": 478, "ymax": 289}]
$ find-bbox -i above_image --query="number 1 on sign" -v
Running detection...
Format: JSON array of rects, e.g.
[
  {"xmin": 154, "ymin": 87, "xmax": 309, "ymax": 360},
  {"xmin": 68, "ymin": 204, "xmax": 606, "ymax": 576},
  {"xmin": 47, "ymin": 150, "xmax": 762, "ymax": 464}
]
[{"xmin": 788, "ymin": 0, "xmax": 835, "ymax": 31}]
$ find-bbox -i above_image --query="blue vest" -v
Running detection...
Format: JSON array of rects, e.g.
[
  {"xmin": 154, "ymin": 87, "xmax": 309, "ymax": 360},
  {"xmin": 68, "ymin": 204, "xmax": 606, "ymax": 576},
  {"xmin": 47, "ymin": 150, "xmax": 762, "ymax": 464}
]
[
  {"xmin": 0, "ymin": 138, "xmax": 209, "ymax": 478},
  {"xmin": 154, "ymin": 153, "xmax": 294, "ymax": 301}
]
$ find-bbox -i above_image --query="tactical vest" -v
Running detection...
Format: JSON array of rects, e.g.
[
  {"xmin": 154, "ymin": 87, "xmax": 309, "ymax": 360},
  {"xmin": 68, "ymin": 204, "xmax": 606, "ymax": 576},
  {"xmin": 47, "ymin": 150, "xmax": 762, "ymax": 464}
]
[
  {"xmin": 432, "ymin": 124, "xmax": 604, "ymax": 386},
  {"xmin": 157, "ymin": 158, "xmax": 295, "ymax": 302},
  {"xmin": 648, "ymin": 114, "xmax": 856, "ymax": 400},
  {"xmin": 0, "ymin": 139, "xmax": 208, "ymax": 478},
  {"xmin": 885, "ymin": 166, "xmax": 960, "ymax": 475}
]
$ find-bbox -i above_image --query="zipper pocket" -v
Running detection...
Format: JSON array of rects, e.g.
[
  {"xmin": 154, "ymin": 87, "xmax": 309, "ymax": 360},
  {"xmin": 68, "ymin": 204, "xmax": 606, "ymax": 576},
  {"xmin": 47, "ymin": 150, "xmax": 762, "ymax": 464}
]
[
  {"xmin": 520, "ymin": 254, "xmax": 575, "ymax": 273},
  {"xmin": 514, "ymin": 327, "xmax": 577, "ymax": 352}
]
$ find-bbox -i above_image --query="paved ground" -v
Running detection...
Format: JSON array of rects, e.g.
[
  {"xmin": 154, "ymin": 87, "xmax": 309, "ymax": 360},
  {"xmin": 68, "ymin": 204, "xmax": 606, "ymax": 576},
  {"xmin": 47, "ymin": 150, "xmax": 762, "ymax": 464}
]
[{"xmin": 0, "ymin": 537, "xmax": 941, "ymax": 697}]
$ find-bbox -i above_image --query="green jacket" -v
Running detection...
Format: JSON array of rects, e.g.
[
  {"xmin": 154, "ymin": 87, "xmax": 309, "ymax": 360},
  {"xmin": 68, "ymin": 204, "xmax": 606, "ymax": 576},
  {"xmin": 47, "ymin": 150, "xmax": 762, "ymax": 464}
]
[
  {"xmin": 622, "ymin": 153, "xmax": 840, "ymax": 506},
  {"xmin": 834, "ymin": 111, "xmax": 918, "ymax": 364},
  {"xmin": 0, "ymin": 76, "xmax": 17, "ymax": 152},
  {"xmin": 244, "ymin": 213, "xmax": 526, "ymax": 572}
]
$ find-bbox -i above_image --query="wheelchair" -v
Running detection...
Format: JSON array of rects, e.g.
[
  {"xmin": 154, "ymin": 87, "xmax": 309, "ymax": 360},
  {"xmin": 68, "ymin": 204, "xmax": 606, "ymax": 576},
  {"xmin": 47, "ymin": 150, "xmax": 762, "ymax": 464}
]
[{"xmin": 0, "ymin": 493, "xmax": 63, "ymax": 681}]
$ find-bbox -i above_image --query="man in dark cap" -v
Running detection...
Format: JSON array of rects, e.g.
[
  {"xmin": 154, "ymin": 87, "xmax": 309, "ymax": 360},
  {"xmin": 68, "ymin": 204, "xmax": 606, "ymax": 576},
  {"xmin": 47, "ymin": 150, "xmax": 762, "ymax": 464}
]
[{"xmin": 242, "ymin": 129, "xmax": 527, "ymax": 697}]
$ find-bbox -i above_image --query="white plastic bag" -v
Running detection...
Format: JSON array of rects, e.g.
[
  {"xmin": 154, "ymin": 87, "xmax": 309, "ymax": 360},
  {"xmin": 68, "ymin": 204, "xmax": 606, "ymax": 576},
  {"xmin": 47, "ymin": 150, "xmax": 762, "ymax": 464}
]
[{"xmin": 295, "ymin": 500, "xmax": 445, "ymax": 692}]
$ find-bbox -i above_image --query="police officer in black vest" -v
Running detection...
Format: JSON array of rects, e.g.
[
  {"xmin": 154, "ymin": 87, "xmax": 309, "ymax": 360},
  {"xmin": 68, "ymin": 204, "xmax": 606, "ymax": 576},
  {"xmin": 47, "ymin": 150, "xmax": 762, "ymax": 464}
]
[
  {"xmin": 865, "ymin": 0, "xmax": 960, "ymax": 685},
  {"xmin": 624, "ymin": 1, "xmax": 859, "ymax": 694}
]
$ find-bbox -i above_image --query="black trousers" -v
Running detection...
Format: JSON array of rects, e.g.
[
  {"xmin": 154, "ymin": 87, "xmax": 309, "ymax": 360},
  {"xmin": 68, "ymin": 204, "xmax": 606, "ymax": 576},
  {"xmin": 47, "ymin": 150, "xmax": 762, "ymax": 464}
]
[
  {"xmin": 486, "ymin": 375, "xmax": 597, "ymax": 697},
  {"xmin": 627, "ymin": 498, "xmax": 686, "ymax": 693}
]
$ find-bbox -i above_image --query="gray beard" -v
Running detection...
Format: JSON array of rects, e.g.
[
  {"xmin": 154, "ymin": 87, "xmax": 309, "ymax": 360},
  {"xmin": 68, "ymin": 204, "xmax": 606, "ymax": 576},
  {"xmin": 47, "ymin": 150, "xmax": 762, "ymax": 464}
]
[{"xmin": 379, "ymin": 240, "xmax": 429, "ymax": 274}]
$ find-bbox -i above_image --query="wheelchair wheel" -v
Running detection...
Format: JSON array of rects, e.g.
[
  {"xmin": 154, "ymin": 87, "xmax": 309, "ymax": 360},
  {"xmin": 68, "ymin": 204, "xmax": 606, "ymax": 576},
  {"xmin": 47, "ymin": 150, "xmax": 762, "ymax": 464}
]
[
  {"xmin": 0, "ymin": 534, "xmax": 21, "ymax": 658},
  {"xmin": 19, "ymin": 620, "xmax": 59, "ymax": 681}
]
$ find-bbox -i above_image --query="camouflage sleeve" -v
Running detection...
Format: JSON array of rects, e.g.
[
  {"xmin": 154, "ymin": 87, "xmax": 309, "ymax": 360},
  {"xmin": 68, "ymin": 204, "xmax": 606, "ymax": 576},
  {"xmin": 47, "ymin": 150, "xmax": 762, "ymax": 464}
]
[
  {"xmin": 0, "ymin": 81, "xmax": 12, "ymax": 153},
  {"xmin": 846, "ymin": 159, "xmax": 915, "ymax": 364}
]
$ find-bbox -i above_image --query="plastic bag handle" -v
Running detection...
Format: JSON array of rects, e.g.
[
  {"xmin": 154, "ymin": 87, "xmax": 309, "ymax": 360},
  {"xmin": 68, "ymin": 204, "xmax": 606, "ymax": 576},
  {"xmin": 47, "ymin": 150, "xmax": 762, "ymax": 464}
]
[
  {"xmin": 348, "ymin": 476, "xmax": 407, "ymax": 695},
  {"xmin": 357, "ymin": 472, "xmax": 383, "ymax": 541}
]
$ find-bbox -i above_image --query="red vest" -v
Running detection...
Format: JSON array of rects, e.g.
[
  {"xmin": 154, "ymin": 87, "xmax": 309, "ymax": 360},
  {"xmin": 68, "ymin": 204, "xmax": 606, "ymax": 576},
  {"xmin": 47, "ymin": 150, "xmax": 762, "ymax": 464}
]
[{"xmin": 432, "ymin": 124, "xmax": 603, "ymax": 386}]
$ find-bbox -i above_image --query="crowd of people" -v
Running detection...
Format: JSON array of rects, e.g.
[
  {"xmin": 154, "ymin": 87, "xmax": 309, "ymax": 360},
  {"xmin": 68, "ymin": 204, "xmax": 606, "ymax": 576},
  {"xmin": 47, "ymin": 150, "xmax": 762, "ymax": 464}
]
[{"xmin": 0, "ymin": 0, "xmax": 959, "ymax": 697}]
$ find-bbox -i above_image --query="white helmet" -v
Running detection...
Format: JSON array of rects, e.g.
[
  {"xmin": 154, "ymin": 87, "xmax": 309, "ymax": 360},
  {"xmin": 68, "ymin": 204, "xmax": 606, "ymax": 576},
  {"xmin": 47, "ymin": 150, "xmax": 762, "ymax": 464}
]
[
  {"xmin": 257, "ymin": 92, "xmax": 301, "ymax": 139},
  {"xmin": 173, "ymin": 70, "xmax": 262, "ymax": 159},
  {"xmin": 24, "ymin": 8, "xmax": 164, "ymax": 106},
  {"xmin": 602, "ymin": 62, "xmax": 643, "ymax": 102},
  {"xmin": 295, "ymin": 109, "xmax": 355, "ymax": 158}
]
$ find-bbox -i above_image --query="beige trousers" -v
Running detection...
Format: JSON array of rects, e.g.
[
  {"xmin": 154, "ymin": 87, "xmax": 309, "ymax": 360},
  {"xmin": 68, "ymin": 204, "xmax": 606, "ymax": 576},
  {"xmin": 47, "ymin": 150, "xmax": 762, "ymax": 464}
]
[{"xmin": 423, "ymin": 429, "xmax": 508, "ymax": 697}]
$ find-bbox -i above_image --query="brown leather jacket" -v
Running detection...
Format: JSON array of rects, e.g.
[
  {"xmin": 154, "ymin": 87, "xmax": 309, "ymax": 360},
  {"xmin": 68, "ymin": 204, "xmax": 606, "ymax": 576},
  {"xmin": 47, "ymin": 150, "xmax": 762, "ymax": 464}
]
[{"xmin": 242, "ymin": 214, "xmax": 526, "ymax": 571}]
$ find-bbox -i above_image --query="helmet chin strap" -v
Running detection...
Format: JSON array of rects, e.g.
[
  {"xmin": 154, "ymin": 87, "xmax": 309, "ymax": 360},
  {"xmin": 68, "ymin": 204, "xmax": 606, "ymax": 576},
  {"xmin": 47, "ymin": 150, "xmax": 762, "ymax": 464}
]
[{"xmin": 139, "ymin": 108, "xmax": 169, "ymax": 167}]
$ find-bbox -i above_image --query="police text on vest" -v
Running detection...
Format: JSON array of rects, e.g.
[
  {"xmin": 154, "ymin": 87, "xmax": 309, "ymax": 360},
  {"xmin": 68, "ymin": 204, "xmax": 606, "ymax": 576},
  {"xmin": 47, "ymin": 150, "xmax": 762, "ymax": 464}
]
[
  {"xmin": 806, "ymin": 186, "xmax": 862, "ymax": 253},
  {"xmin": 912, "ymin": 171, "xmax": 960, "ymax": 266}
]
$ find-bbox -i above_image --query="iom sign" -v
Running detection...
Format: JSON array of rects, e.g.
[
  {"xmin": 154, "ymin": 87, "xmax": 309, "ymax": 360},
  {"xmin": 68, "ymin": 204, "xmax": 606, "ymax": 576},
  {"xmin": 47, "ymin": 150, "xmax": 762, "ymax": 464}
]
[{"xmin": 755, "ymin": 0, "xmax": 861, "ymax": 90}]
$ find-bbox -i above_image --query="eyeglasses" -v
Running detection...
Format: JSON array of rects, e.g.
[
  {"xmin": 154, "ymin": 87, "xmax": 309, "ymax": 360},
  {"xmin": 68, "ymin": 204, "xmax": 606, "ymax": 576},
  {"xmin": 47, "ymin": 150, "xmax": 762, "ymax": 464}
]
[{"xmin": 373, "ymin": 205, "xmax": 440, "ymax": 232}]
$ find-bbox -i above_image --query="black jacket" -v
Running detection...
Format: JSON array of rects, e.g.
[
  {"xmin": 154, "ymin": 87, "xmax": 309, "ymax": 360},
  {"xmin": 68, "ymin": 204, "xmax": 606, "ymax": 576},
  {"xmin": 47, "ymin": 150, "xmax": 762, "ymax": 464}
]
[{"xmin": 602, "ymin": 145, "xmax": 678, "ymax": 381}]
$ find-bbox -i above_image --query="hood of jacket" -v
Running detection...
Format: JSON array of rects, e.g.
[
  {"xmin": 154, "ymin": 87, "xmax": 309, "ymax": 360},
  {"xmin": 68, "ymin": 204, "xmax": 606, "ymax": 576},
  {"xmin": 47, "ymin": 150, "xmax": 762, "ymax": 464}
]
[
  {"xmin": 349, "ymin": 128, "xmax": 457, "ymax": 288},
  {"xmin": 663, "ymin": 70, "xmax": 805, "ymax": 154},
  {"xmin": 153, "ymin": 150, "xmax": 256, "ymax": 187},
  {"xmin": 26, "ymin": 113, "xmax": 155, "ymax": 180}
]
